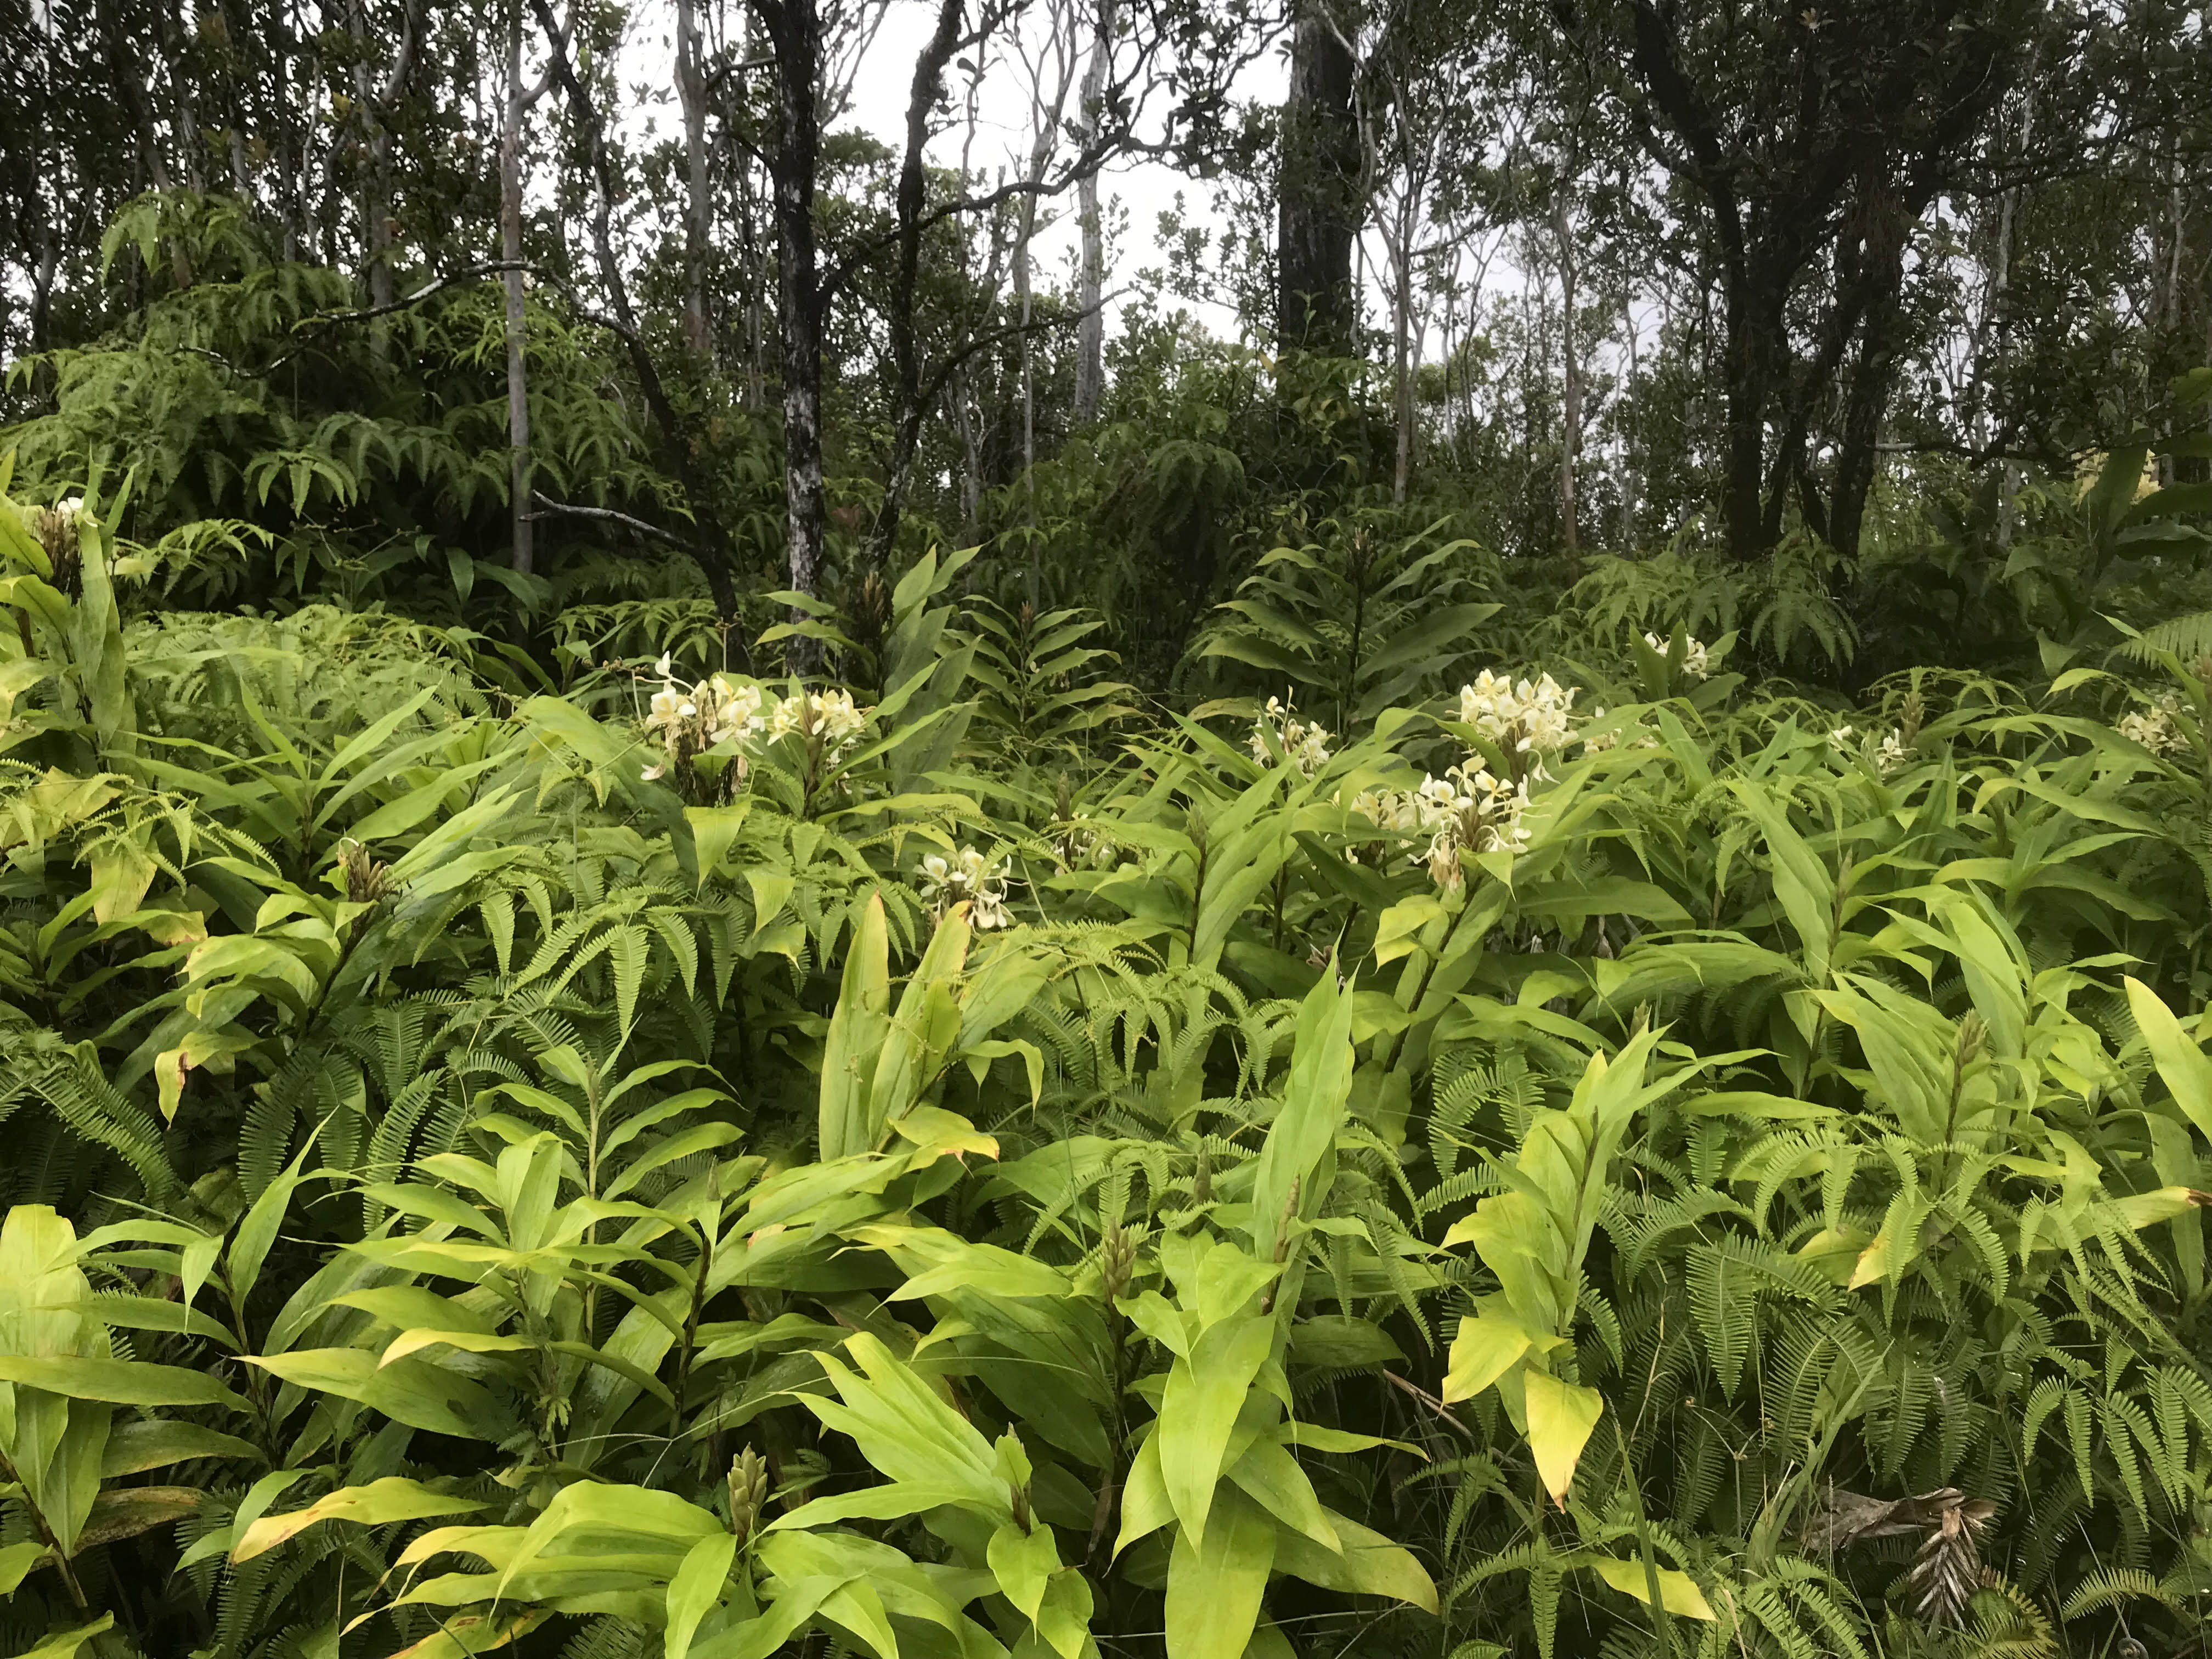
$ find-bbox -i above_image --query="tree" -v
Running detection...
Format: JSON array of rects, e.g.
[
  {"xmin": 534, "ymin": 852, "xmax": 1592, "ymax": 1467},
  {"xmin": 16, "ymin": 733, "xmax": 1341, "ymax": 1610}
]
[
  {"xmin": 1559, "ymin": 0, "xmax": 2039, "ymax": 561},
  {"xmin": 1277, "ymin": 0, "xmax": 1357, "ymax": 353}
]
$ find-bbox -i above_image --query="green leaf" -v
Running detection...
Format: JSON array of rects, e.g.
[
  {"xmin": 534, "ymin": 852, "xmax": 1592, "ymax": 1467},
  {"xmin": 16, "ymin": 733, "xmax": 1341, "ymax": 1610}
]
[
  {"xmin": 2127, "ymin": 977, "xmax": 2212, "ymax": 1145},
  {"xmin": 817, "ymin": 891, "xmax": 891, "ymax": 1161},
  {"xmin": 0, "ymin": 1355, "xmax": 246, "ymax": 1411},
  {"xmin": 100, "ymin": 1419, "xmax": 259, "ymax": 1476},
  {"xmin": 1159, "ymin": 1314, "xmax": 1274, "ymax": 1547},
  {"xmin": 666, "ymin": 1532, "xmax": 738, "ymax": 1659},
  {"xmin": 1269, "ymin": 1505, "xmax": 1438, "ymax": 1612},
  {"xmin": 1440, "ymin": 1311, "xmax": 1536, "ymax": 1405},
  {"xmin": 15, "ymin": 1615, "xmax": 114, "ymax": 1659},
  {"xmin": 1164, "ymin": 1481, "xmax": 1276, "ymax": 1659},
  {"xmin": 0, "ymin": 1540, "xmax": 54, "ymax": 1596},
  {"xmin": 234, "ymin": 1477, "xmax": 488, "ymax": 1561},
  {"xmin": 1250, "ymin": 966, "xmax": 1356, "ymax": 1265}
]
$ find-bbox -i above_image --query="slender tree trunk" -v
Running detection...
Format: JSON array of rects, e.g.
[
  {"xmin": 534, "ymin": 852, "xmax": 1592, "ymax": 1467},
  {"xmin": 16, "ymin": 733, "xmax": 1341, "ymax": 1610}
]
[
  {"xmin": 864, "ymin": 0, "xmax": 964, "ymax": 565},
  {"xmin": 1277, "ymin": 0, "xmax": 1356, "ymax": 352},
  {"xmin": 1618, "ymin": 278, "xmax": 1638, "ymax": 550},
  {"xmin": 677, "ymin": 0, "xmax": 715, "ymax": 357},
  {"xmin": 503, "ymin": 5, "xmax": 535, "ymax": 577},
  {"xmin": 1391, "ymin": 238, "xmax": 1413, "ymax": 504},
  {"xmin": 754, "ymin": 0, "xmax": 828, "ymax": 671},
  {"xmin": 347, "ymin": 1, "xmax": 393, "ymax": 348},
  {"xmin": 158, "ymin": 2, "xmax": 205, "ymax": 193},
  {"xmin": 1072, "ymin": 1, "xmax": 1113, "ymax": 424},
  {"xmin": 1827, "ymin": 193, "xmax": 1909, "ymax": 562},
  {"xmin": 1554, "ymin": 193, "xmax": 1581, "ymax": 573},
  {"xmin": 534, "ymin": 0, "xmax": 742, "ymax": 620}
]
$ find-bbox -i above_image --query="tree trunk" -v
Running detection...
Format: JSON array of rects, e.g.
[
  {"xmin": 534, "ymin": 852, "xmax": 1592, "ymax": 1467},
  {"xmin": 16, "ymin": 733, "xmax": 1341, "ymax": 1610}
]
[
  {"xmin": 347, "ymin": 1, "xmax": 393, "ymax": 348},
  {"xmin": 503, "ymin": 5, "xmax": 535, "ymax": 577},
  {"xmin": 677, "ymin": 0, "xmax": 715, "ymax": 357},
  {"xmin": 863, "ymin": 0, "xmax": 965, "ymax": 567},
  {"xmin": 1554, "ymin": 193, "xmax": 1581, "ymax": 573},
  {"xmin": 1277, "ymin": 0, "xmax": 1356, "ymax": 353},
  {"xmin": 534, "ymin": 0, "xmax": 741, "ymax": 621},
  {"xmin": 1827, "ymin": 195, "xmax": 1910, "ymax": 562},
  {"xmin": 1072, "ymin": 1, "xmax": 1113, "ymax": 424},
  {"xmin": 755, "ymin": 0, "xmax": 828, "ymax": 673},
  {"xmin": 1390, "ymin": 238, "xmax": 1413, "ymax": 504}
]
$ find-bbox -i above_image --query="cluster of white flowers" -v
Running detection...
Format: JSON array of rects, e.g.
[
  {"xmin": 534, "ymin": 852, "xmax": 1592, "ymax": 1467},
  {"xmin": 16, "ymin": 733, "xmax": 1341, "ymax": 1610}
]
[
  {"xmin": 1644, "ymin": 631, "xmax": 1712, "ymax": 681},
  {"xmin": 764, "ymin": 687, "xmax": 869, "ymax": 763},
  {"xmin": 1249, "ymin": 695, "xmax": 1333, "ymax": 775},
  {"xmin": 25, "ymin": 496, "xmax": 84, "ymax": 571},
  {"xmin": 1052, "ymin": 816, "xmax": 1120, "ymax": 871},
  {"xmin": 2118, "ymin": 692, "xmax": 2187, "ymax": 757},
  {"xmin": 916, "ymin": 846, "xmax": 1013, "ymax": 929},
  {"xmin": 1458, "ymin": 670, "xmax": 1578, "ymax": 757},
  {"xmin": 1580, "ymin": 706, "xmax": 1659, "ymax": 754},
  {"xmin": 639, "ymin": 658, "xmax": 873, "ymax": 782},
  {"xmin": 1347, "ymin": 763, "xmax": 1530, "ymax": 892},
  {"xmin": 642, "ymin": 661, "xmax": 764, "ymax": 780},
  {"xmin": 1824, "ymin": 722, "xmax": 1914, "ymax": 776}
]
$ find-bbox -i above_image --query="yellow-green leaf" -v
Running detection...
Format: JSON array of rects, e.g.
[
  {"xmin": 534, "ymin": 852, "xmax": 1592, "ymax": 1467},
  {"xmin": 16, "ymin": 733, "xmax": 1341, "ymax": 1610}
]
[
  {"xmin": 1583, "ymin": 1554, "xmax": 1717, "ymax": 1620},
  {"xmin": 1523, "ymin": 1370, "xmax": 1604, "ymax": 1506},
  {"xmin": 234, "ymin": 1477, "xmax": 487, "ymax": 1562}
]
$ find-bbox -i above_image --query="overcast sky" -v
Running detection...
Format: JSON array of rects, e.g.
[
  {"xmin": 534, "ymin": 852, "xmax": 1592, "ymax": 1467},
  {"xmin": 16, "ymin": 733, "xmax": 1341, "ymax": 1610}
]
[{"xmin": 617, "ymin": 0, "xmax": 1285, "ymax": 341}]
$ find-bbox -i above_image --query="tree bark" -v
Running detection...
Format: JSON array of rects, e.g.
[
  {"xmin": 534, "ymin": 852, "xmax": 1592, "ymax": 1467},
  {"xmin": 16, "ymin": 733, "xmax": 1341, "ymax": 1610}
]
[
  {"xmin": 752, "ymin": 0, "xmax": 829, "ymax": 675},
  {"xmin": 1277, "ymin": 0, "xmax": 1356, "ymax": 353},
  {"xmin": 1073, "ymin": 1, "xmax": 1114, "ymax": 423},
  {"xmin": 864, "ymin": 0, "xmax": 966, "ymax": 566},
  {"xmin": 502, "ymin": 4, "xmax": 537, "ymax": 577},
  {"xmin": 677, "ymin": 0, "xmax": 715, "ymax": 357},
  {"xmin": 534, "ymin": 0, "xmax": 742, "ymax": 621},
  {"xmin": 1553, "ymin": 191, "xmax": 1581, "ymax": 572}
]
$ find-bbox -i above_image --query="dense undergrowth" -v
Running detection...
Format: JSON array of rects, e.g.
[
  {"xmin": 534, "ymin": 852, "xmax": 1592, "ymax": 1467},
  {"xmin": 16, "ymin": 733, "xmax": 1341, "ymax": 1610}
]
[{"xmin": 5, "ymin": 471, "xmax": 2212, "ymax": 1659}]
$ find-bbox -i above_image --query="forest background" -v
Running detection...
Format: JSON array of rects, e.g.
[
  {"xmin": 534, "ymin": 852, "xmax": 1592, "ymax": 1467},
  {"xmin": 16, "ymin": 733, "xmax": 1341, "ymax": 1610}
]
[{"xmin": 5, "ymin": 4, "xmax": 2212, "ymax": 1659}]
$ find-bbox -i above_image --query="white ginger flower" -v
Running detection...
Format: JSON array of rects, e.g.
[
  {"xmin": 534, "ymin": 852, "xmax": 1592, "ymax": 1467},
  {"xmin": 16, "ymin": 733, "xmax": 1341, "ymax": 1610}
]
[
  {"xmin": 916, "ymin": 845, "xmax": 1014, "ymax": 928},
  {"xmin": 763, "ymin": 687, "xmax": 872, "ymax": 764},
  {"xmin": 1644, "ymin": 630, "xmax": 1712, "ymax": 681},
  {"xmin": 2118, "ymin": 702, "xmax": 2186, "ymax": 757},
  {"xmin": 1250, "ymin": 693, "xmax": 1333, "ymax": 775},
  {"xmin": 1458, "ymin": 669, "xmax": 1579, "ymax": 755}
]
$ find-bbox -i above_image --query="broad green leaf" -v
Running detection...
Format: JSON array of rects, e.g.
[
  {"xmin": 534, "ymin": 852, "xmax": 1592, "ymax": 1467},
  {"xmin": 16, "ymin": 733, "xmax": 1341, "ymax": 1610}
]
[
  {"xmin": 1163, "ymin": 1482, "xmax": 1276, "ymax": 1659},
  {"xmin": 0, "ymin": 1355, "xmax": 245, "ymax": 1410},
  {"xmin": 1158, "ymin": 1314, "xmax": 1274, "ymax": 1546},
  {"xmin": 666, "ymin": 1532, "xmax": 738, "ymax": 1659},
  {"xmin": 2127, "ymin": 977, "xmax": 2212, "ymax": 1145},
  {"xmin": 1440, "ymin": 1312, "xmax": 1536, "ymax": 1404}
]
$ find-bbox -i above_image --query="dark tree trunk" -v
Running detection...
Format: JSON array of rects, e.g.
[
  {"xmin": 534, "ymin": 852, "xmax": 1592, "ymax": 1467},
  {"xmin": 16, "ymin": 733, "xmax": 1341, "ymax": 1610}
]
[
  {"xmin": 754, "ymin": 0, "xmax": 828, "ymax": 677},
  {"xmin": 534, "ymin": 0, "xmax": 742, "ymax": 620},
  {"xmin": 1073, "ymin": 3, "xmax": 1114, "ymax": 424},
  {"xmin": 864, "ymin": 0, "xmax": 964, "ymax": 569},
  {"xmin": 676, "ymin": 0, "xmax": 715, "ymax": 357},
  {"xmin": 1277, "ymin": 0, "xmax": 1356, "ymax": 353},
  {"xmin": 502, "ymin": 3, "xmax": 535, "ymax": 577}
]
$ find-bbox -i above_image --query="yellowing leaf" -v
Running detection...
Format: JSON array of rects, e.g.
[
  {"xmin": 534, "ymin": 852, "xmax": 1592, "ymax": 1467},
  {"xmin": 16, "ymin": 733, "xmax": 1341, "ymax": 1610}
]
[
  {"xmin": 1583, "ymin": 1554, "xmax": 1717, "ymax": 1620},
  {"xmin": 234, "ymin": 1477, "xmax": 487, "ymax": 1562},
  {"xmin": 1522, "ymin": 1370, "xmax": 1604, "ymax": 1506},
  {"xmin": 1440, "ymin": 1312, "xmax": 1534, "ymax": 1404},
  {"xmin": 1164, "ymin": 1482, "xmax": 1276, "ymax": 1659}
]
